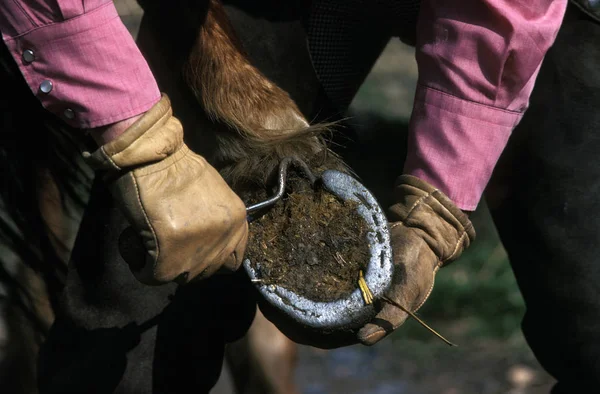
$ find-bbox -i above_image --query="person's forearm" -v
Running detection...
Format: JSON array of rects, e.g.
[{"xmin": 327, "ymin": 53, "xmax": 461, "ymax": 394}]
[
  {"xmin": 404, "ymin": 0, "xmax": 567, "ymax": 211},
  {"xmin": 0, "ymin": 1, "xmax": 160, "ymax": 132}
]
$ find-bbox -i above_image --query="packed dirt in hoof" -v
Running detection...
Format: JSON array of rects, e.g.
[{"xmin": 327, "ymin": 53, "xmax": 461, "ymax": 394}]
[{"xmin": 246, "ymin": 180, "xmax": 371, "ymax": 302}]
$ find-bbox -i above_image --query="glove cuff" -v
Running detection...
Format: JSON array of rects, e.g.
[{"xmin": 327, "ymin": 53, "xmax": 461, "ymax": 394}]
[
  {"xmin": 83, "ymin": 94, "xmax": 184, "ymax": 171},
  {"xmin": 389, "ymin": 174, "xmax": 476, "ymax": 265}
]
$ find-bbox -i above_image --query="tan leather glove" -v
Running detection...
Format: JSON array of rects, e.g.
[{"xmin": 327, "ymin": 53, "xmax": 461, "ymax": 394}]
[
  {"xmin": 84, "ymin": 94, "xmax": 248, "ymax": 285},
  {"xmin": 357, "ymin": 175, "xmax": 475, "ymax": 345}
]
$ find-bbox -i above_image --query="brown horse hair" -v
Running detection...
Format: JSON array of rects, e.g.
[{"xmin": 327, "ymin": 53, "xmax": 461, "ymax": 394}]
[{"xmin": 183, "ymin": 0, "xmax": 345, "ymax": 188}]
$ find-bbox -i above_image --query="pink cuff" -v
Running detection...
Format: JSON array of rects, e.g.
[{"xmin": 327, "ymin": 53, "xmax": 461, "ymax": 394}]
[
  {"xmin": 403, "ymin": 86, "xmax": 522, "ymax": 211},
  {"xmin": 2, "ymin": 2, "xmax": 160, "ymax": 128}
]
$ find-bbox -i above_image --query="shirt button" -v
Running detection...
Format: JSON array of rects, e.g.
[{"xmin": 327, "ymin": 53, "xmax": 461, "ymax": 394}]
[
  {"xmin": 22, "ymin": 49, "xmax": 35, "ymax": 64},
  {"xmin": 63, "ymin": 108, "xmax": 75, "ymax": 120},
  {"xmin": 39, "ymin": 80, "xmax": 53, "ymax": 94}
]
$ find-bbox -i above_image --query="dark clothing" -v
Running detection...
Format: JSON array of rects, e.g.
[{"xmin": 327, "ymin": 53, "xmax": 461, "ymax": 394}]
[
  {"xmin": 489, "ymin": 4, "xmax": 600, "ymax": 393},
  {"xmin": 37, "ymin": 179, "xmax": 256, "ymax": 394}
]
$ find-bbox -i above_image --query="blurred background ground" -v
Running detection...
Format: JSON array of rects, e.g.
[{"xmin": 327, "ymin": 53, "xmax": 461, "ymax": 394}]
[{"xmin": 115, "ymin": 2, "xmax": 556, "ymax": 393}]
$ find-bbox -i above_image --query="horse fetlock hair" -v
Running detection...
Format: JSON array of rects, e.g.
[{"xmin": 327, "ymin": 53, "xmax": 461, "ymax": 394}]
[{"xmin": 184, "ymin": 0, "xmax": 345, "ymax": 188}]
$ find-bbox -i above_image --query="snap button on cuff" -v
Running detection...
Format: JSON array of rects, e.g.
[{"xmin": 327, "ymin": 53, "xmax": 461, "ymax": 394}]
[
  {"xmin": 39, "ymin": 80, "xmax": 53, "ymax": 94},
  {"xmin": 22, "ymin": 49, "xmax": 35, "ymax": 64}
]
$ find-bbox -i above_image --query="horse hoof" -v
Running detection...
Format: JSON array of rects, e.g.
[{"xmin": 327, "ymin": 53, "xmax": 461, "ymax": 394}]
[{"xmin": 243, "ymin": 170, "xmax": 393, "ymax": 349}]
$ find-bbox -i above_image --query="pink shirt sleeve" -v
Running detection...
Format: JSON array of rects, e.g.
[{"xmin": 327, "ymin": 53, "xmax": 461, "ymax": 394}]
[
  {"xmin": 404, "ymin": 0, "xmax": 567, "ymax": 211},
  {"xmin": 0, "ymin": 0, "xmax": 160, "ymax": 129}
]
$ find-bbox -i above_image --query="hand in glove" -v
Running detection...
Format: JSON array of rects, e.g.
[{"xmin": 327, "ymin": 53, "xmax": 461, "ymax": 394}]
[
  {"xmin": 85, "ymin": 95, "xmax": 248, "ymax": 285},
  {"xmin": 358, "ymin": 175, "xmax": 476, "ymax": 345}
]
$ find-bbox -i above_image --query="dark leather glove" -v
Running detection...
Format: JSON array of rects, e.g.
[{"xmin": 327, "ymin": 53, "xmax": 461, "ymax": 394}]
[
  {"xmin": 357, "ymin": 175, "xmax": 475, "ymax": 345},
  {"xmin": 84, "ymin": 94, "xmax": 248, "ymax": 285}
]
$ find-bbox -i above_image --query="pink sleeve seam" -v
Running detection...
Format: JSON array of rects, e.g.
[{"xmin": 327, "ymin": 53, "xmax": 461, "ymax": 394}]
[
  {"xmin": 416, "ymin": 84, "xmax": 524, "ymax": 117},
  {"xmin": 416, "ymin": 86, "xmax": 523, "ymax": 128}
]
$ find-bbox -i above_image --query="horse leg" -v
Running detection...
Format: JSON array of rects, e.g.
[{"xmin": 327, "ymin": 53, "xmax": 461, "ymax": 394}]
[
  {"xmin": 137, "ymin": 1, "xmax": 391, "ymax": 392},
  {"xmin": 183, "ymin": 0, "xmax": 401, "ymax": 389},
  {"xmin": 225, "ymin": 309, "xmax": 300, "ymax": 394}
]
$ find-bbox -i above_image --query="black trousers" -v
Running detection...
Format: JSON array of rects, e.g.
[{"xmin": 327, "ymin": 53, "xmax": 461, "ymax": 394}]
[
  {"xmin": 35, "ymin": 179, "xmax": 256, "ymax": 394},
  {"xmin": 489, "ymin": 5, "xmax": 600, "ymax": 393}
]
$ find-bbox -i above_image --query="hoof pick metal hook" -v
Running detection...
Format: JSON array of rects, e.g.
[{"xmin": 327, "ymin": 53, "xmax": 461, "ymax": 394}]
[{"xmin": 245, "ymin": 157, "xmax": 316, "ymax": 221}]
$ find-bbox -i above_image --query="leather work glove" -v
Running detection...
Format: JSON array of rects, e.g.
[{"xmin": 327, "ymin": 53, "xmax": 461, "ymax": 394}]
[
  {"xmin": 357, "ymin": 175, "xmax": 476, "ymax": 345},
  {"xmin": 84, "ymin": 94, "xmax": 248, "ymax": 285}
]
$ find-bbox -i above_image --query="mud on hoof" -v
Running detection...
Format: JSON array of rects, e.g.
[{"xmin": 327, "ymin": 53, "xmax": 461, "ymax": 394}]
[{"xmin": 243, "ymin": 162, "xmax": 393, "ymax": 349}]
